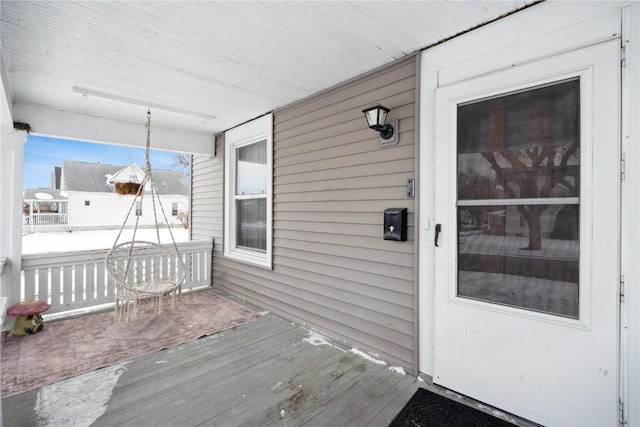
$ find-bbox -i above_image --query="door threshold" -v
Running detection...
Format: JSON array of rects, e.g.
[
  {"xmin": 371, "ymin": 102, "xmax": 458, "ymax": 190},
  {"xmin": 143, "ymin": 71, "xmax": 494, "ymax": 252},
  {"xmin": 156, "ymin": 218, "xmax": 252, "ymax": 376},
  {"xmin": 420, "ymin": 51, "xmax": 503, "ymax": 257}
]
[{"xmin": 416, "ymin": 374, "xmax": 542, "ymax": 427}]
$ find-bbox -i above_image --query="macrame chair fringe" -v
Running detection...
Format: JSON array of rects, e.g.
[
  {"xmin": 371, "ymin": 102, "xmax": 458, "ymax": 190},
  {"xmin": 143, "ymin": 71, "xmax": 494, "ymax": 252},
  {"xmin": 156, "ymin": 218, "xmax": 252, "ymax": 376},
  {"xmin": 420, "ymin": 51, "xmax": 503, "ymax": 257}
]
[{"xmin": 105, "ymin": 111, "xmax": 186, "ymax": 322}]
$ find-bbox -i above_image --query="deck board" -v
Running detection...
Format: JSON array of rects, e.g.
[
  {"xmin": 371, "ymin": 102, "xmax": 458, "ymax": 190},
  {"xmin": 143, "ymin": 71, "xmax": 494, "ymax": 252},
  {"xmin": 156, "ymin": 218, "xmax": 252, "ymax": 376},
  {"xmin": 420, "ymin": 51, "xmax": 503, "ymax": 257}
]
[
  {"xmin": 2, "ymin": 313, "xmax": 419, "ymax": 426},
  {"xmin": 98, "ymin": 318, "xmax": 301, "ymax": 423}
]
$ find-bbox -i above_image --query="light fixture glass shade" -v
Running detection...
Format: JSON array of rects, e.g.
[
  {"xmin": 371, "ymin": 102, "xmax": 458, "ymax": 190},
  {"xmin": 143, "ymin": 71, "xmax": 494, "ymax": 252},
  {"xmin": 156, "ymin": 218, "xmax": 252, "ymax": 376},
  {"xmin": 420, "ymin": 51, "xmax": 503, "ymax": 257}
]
[{"xmin": 362, "ymin": 105, "xmax": 390, "ymax": 130}]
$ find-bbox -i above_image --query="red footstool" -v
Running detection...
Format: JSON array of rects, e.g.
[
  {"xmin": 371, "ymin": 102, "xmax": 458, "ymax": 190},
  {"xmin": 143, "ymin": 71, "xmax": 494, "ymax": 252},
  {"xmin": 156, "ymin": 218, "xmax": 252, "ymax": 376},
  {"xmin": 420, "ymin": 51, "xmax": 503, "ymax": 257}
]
[{"xmin": 6, "ymin": 300, "xmax": 50, "ymax": 336}]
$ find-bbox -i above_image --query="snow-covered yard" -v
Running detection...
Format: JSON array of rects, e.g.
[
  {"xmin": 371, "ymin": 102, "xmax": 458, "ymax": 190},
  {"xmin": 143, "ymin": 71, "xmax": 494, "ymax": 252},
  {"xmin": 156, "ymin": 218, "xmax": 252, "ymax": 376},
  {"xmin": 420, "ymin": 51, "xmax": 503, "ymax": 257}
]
[{"xmin": 22, "ymin": 228, "xmax": 190, "ymax": 255}]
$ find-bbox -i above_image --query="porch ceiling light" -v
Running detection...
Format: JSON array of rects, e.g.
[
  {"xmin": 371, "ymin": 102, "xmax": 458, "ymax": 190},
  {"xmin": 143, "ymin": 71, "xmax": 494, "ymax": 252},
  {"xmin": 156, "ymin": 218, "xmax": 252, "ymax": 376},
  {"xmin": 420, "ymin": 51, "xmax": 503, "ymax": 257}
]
[{"xmin": 362, "ymin": 104, "xmax": 394, "ymax": 140}]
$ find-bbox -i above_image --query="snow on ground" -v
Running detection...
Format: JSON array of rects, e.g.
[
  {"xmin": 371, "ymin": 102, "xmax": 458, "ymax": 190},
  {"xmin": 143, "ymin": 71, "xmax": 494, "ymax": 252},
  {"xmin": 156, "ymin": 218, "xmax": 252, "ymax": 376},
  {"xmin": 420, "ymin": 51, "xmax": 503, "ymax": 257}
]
[
  {"xmin": 35, "ymin": 363, "xmax": 126, "ymax": 427},
  {"xmin": 302, "ymin": 330, "xmax": 346, "ymax": 352},
  {"xmin": 388, "ymin": 366, "xmax": 406, "ymax": 375},
  {"xmin": 349, "ymin": 348, "xmax": 387, "ymax": 365},
  {"xmin": 22, "ymin": 228, "xmax": 189, "ymax": 255},
  {"xmin": 302, "ymin": 331, "xmax": 405, "ymax": 375},
  {"xmin": 459, "ymin": 234, "xmax": 579, "ymax": 260}
]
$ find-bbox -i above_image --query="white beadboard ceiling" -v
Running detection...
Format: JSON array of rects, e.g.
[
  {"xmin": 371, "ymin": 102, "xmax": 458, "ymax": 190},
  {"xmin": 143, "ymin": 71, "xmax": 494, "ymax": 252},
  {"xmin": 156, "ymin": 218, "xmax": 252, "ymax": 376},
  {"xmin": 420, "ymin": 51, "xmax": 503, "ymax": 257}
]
[{"xmin": 1, "ymin": 1, "xmax": 535, "ymax": 139}]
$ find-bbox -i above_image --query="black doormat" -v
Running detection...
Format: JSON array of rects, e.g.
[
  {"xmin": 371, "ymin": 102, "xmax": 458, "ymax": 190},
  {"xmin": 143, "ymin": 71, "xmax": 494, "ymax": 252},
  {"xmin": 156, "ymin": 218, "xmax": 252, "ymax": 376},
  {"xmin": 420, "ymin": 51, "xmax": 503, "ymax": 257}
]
[{"xmin": 389, "ymin": 388, "xmax": 514, "ymax": 427}]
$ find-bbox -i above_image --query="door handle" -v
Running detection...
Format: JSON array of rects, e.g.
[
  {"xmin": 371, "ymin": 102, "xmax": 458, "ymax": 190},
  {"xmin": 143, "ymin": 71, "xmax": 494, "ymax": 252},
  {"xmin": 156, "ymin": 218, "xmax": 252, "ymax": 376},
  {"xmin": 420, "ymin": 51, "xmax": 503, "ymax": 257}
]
[{"xmin": 435, "ymin": 224, "xmax": 442, "ymax": 247}]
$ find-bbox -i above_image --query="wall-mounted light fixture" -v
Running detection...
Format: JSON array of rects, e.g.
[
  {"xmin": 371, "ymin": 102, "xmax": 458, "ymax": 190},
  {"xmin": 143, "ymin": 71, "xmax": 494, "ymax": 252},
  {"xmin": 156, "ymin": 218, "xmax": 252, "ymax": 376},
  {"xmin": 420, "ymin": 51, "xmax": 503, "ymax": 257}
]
[{"xmin": 362, "ymin": 104, "xmax": 398, "ymax": 146}]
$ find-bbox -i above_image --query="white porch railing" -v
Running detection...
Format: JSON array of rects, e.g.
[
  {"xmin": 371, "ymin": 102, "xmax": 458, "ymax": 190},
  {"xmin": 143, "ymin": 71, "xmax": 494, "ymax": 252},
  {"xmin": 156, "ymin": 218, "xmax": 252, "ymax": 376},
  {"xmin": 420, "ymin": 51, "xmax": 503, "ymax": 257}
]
[
  {"xmin": 23, "ymin": 199, "xmax": 69, "ymax": 233},
  {"xmin": 31, "ymin": 213, "xmax": 68, "ymax": 226},
  {"xmin": 20, "ymin": 239, "xmax": 213, "ymax": 316}
]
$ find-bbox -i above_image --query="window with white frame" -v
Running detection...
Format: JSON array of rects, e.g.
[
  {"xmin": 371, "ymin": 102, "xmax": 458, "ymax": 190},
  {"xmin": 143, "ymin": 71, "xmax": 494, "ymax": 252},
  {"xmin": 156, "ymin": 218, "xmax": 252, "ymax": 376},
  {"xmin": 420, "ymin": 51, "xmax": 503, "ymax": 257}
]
[
  {"xmin": 172, "ymin": 202, "xmax": 178, "ymax": 216},
  {"xmin": 224, "ymin": 114, "xmax": 273, "ymax": 268}
]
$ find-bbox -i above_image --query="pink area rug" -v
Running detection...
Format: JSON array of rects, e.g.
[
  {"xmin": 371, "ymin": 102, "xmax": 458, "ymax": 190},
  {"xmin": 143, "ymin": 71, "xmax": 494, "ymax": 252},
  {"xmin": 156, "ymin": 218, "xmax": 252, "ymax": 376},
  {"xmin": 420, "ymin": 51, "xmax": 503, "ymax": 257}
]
[{"xmin": 1, "ymin": 290, "xmax": 262, "ymax": 397}]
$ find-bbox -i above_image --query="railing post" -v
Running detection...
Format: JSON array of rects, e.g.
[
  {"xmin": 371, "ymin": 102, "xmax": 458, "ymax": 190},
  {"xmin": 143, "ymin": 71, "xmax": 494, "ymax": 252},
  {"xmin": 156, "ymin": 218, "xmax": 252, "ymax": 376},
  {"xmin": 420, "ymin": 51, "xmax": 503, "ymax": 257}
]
[{"xmin": 29, "ymin": 200, "xmax": 34, "ymax": 233}]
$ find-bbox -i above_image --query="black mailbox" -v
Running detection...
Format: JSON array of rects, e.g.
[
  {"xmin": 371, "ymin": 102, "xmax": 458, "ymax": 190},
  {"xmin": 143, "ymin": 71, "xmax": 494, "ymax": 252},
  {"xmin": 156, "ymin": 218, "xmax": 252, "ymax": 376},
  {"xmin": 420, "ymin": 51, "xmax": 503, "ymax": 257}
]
[{"xmin": 383, "ymin": 208, "xmax": 407, "ymax": 241}]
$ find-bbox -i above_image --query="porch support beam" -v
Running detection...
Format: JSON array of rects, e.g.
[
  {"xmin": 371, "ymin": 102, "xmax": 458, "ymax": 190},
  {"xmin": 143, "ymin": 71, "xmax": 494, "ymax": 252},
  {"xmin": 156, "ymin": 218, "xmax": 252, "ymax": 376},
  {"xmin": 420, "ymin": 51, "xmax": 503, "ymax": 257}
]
[
  {"xmin": 12, "ymin": 103, "xmax": 215, "ymax": 156},
  {"xmin": 1, "ymin": 48, "xmax": 14, "ymax": 131},
  {"xmin": 0, "ymin": 128, "xmax": 27, "ymax": 331}
]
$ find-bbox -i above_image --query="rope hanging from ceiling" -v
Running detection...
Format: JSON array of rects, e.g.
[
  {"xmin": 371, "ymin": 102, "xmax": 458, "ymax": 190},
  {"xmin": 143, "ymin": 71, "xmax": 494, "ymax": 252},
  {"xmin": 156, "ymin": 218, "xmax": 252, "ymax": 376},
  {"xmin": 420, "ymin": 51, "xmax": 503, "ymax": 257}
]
[{"xmin": 105, "ymin": 110, "xmax": 186, "ymax": 322}]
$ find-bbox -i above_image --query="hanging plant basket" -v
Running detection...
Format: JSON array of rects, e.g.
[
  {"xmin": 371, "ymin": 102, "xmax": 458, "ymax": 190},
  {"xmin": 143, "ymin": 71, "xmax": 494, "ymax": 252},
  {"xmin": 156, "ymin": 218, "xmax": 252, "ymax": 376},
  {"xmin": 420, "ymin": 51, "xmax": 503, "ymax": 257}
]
[{"xmin": 114, "ymin": 181, "xmax": 142, "ymax": 195}]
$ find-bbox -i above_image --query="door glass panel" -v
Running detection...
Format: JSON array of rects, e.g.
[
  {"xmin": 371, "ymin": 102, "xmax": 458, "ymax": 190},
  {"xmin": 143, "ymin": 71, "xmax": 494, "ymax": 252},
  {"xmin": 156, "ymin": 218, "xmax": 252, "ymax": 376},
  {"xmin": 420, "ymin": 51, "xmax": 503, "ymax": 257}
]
[
  {"xmin": 458, "ymin": 205, "xmax": 579, "ymax": 317},
  {"xmin": 456, "ymin": 79, "xmax": 580, "ymax": 318},
  {"xmin": 457, "ymin": 79, "xmax": 580, "ymax": 200}
]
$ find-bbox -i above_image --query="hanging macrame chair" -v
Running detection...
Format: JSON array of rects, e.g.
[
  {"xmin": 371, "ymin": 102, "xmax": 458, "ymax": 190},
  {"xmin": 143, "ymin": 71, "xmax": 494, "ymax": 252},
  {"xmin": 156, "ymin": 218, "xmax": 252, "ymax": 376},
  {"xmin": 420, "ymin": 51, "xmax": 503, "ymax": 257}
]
[{"xmin": 105, "ymin": 111, "xmax": 186, "ymax": 322}]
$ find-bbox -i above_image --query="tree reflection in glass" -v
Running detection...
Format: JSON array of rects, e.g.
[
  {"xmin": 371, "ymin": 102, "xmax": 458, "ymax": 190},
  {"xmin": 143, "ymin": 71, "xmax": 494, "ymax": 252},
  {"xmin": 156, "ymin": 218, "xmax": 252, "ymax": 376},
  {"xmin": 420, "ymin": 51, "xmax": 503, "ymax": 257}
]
[{"xmin": 456, "ymin": 79, "xmax": 580, "ymax": 318}]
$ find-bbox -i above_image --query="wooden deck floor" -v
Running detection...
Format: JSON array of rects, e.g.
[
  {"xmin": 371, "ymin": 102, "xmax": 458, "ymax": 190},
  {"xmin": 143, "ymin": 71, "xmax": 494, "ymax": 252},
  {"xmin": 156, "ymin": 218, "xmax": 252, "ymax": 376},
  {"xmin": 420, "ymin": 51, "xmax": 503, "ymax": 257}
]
[{"xmin": 2, "ymin": 312, "xmax": 420, "ymax": 426}]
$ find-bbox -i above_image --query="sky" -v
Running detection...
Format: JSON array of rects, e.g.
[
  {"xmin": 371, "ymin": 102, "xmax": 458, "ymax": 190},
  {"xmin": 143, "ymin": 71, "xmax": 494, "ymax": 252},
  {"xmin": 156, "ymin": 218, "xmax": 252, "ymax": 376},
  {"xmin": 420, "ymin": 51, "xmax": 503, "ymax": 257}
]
[{"xmin": 24, "ymin": 135, "xmax": 185, "ymax": 189}]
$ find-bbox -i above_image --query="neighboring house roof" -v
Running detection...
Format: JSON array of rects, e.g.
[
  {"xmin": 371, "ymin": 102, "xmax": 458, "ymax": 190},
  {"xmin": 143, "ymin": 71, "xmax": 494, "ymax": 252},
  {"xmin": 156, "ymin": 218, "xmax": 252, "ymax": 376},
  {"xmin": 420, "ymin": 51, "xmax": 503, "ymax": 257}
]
[
  {"xmin": 147, "ymin": 169, "xmax": 190, "ymax": 196},
  {"xmin": 108, "ymin": 163, "xmax": 145, "ymax": 184},
  {"xmin": 23, "ymin": 189, "xmax": 67, "ymax": 200},
  {"xmin": 61, "ymin": 160, "xmax": 188, "ymax": 195}
]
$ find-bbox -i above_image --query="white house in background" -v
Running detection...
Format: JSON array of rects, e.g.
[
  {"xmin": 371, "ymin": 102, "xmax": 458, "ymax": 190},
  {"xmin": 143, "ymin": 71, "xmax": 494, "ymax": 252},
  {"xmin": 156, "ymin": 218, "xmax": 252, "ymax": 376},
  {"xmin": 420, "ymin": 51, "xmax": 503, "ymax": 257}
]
[
  {"xmin": 60, "ymin": 160, "xmax": 188, "ymax": 230},
  {"xmin": 22, "ymin": 188, "xmax": 68, "ymax": 233}
]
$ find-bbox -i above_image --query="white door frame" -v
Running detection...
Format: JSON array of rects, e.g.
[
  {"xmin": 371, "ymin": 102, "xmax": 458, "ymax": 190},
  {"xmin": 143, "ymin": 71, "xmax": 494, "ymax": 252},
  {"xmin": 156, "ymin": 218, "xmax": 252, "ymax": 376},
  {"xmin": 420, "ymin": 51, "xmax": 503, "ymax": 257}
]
[
  {"xmin": 417, "ymin": 2, "xmax": 640, "ymax": 425},
  {"xmin": 620, "ymin": 4, "xmax": 640, "ymax": 425}
]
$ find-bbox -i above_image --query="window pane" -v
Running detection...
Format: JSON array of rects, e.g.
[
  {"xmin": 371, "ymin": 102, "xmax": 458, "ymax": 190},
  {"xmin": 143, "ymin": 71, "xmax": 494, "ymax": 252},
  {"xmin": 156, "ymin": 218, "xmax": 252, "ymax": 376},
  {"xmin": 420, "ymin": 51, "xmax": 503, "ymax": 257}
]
[
  {"xmin": 236, "ymin": 198, "xmax": 266, "ymax": 251},
  {"xmin": 458, "ymin": 204, "xmax": 579, "ymax": 318},
  {"xmin": 457, "ymin": 79, "xmax": 580, "ymax": 200},
  {"xmin": 236, "ymin": 140, "xmax": 267, "ymax": 196}
]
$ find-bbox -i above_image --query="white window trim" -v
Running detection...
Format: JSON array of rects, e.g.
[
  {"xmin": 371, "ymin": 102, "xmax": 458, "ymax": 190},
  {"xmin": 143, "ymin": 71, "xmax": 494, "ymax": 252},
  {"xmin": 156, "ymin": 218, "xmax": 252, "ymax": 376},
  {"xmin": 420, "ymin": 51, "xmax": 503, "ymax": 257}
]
[{"xmin": 223, "ymin": 113, "xmax": 273, "ymax": 269}]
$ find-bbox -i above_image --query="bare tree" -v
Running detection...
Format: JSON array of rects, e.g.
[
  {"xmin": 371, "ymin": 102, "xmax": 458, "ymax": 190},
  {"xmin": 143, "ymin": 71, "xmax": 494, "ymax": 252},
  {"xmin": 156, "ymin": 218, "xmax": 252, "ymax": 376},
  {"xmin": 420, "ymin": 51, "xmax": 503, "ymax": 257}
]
[
  {"xmin": 481, "ymin": 142, "xmax": 578, "ymax": 250},
  {"xmin": 173, "ymin": 153, "xmax": 190, "ymax": 228},
  {"xmin": 172, "ymin": 153, "xmax": 190, "ymax": 179},
  {"xmin": 458, "ymin": 166, "xmax": 496, "ymax": 227}
]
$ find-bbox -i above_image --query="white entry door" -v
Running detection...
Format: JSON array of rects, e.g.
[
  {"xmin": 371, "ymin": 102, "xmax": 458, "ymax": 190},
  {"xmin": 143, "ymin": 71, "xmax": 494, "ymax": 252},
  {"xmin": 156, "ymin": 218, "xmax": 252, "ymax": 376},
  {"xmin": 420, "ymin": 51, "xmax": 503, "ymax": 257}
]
[{"xmin": 434, "ymin": 40, "xmax": 620, "ymax": 426}]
